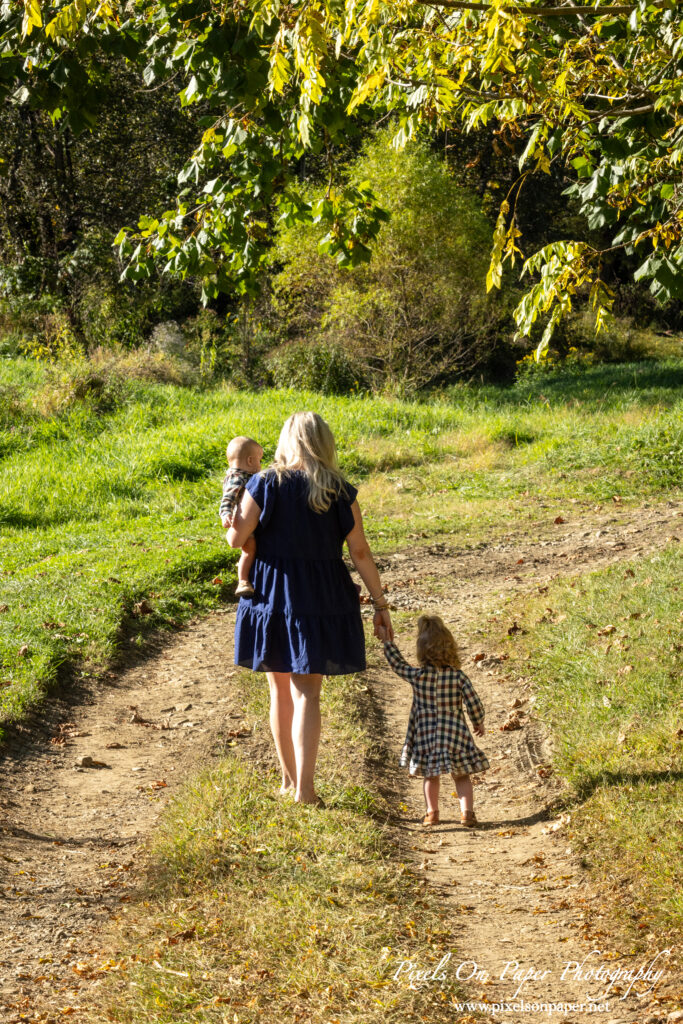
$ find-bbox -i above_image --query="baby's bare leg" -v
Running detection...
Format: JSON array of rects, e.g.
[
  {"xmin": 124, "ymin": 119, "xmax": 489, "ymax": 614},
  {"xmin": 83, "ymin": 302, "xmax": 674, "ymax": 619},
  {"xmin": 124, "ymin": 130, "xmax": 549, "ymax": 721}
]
[{"xmin": 237, "ymin": 534, "xmax": 257, "ymax": 583}]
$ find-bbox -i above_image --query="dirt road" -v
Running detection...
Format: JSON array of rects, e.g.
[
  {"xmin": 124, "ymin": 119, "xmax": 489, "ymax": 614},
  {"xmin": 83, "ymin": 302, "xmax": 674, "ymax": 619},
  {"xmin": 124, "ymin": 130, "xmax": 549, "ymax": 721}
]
[{"xmin": 0, "ymin": 500, "xmax": 680, "ymax": 1023}]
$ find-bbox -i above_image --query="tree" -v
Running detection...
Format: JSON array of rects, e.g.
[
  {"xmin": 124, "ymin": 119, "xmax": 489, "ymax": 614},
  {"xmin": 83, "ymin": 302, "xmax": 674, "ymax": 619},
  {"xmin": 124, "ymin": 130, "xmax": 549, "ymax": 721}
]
[
  {"xmin": 9, "ymin": 0, "xmax": 683, "ymax": 351},
  {"xmin": 269, "ymin": 131, "xmax": 504, "ymax": 390}
]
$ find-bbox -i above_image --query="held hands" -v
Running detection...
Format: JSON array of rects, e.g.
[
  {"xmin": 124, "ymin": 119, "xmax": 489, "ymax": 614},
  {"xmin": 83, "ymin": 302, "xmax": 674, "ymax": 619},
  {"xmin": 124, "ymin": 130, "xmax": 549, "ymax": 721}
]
[
  {"xmin": 474, "ymin": 724, "xmax": 485, "ymax": 737},
  {"xmin": 373, "ymin": 608, "xmax": 393, "ymax": 643}
]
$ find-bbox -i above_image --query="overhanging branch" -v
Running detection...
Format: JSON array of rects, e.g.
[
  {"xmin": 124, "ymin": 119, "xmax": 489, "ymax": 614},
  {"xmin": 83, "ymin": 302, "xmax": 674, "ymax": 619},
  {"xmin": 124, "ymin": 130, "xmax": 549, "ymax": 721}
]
[{"xmin": 422, "ymin": 1, "xmax": 658, "ymax": 15}]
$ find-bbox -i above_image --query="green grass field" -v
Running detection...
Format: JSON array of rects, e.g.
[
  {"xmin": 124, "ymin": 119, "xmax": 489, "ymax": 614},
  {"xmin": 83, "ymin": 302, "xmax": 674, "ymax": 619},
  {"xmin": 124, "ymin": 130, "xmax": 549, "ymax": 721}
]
[{"xmin": 1, "ymin": 354, "xmax": 681, "ymax": 732}]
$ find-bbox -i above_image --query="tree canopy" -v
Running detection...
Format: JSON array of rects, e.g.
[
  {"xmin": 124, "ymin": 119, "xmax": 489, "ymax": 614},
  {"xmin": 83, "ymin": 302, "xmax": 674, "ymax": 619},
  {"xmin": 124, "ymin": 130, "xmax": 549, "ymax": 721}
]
[{"xmin": 6, "ymin": 0, "xmax": 683, "ymax": 350}]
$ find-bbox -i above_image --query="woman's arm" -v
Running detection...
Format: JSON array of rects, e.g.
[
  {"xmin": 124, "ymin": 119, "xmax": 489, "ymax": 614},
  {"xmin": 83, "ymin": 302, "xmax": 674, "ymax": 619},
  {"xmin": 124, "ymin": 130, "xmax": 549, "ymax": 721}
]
[
  {"xmin": 226, "ymin": 490, "xmax": 261, "ymax": 548},
  {"xmin": 345, "ymin": 500, "xmax": 393, "ymax": 641}
]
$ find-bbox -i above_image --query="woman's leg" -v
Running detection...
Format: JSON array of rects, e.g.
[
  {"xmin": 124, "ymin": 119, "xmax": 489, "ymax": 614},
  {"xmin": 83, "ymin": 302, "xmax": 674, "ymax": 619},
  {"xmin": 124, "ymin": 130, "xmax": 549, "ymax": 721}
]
[
  {"xmin": 266, "ymin": 672, "xmax": 296, "ymax": 793},
  {"xmin": 290, "ymin": 673, "xmax": 323, "ymax": 804},
  {"xmin": 423, "ymin": 776, "xmax": 440, "ymax": 814}
]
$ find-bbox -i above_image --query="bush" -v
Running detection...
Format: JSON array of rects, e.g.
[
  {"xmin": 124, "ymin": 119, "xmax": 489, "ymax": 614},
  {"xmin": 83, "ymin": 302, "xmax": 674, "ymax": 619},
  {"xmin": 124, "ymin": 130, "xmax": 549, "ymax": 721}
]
[
  {"xmin": 266, "ymin": 341, "xmax": 367, "ymax": 394},
  {"xmin": 267, "ymin": 130, "xmax": 513, "ymax": 393},
  {"xmin": 32, "ymin": 348, "xmax": 200, "ymax": 416}
]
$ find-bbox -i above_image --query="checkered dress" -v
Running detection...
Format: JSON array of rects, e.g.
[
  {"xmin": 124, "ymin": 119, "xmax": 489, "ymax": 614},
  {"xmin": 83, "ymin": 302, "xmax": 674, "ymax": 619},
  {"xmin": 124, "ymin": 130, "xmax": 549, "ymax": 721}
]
[
  {"xmin": 219, "ymin": 468, "xmax": 254, "ymax": 527},
  {"xmin": 383, "ymin": 642, "xmax": 490, "ymax": 778}
]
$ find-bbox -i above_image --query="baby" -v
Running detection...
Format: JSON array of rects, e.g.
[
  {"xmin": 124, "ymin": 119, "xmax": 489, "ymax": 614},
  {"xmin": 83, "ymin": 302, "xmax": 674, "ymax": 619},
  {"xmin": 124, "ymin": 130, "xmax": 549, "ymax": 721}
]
[{"xmin": 219, "ymin": 435, "xmax": 263, "ymax": 597}]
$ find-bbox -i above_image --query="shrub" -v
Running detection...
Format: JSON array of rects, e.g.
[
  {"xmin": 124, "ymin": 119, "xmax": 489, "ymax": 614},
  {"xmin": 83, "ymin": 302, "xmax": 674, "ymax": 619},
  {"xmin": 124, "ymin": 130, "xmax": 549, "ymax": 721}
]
[
  {"xmin": 267, "ymin": 130, "xmax": 513, "ymax": 393},
  {"xmin": 266, "ymin": 341, "xmax": 367, "ymax": 394}
]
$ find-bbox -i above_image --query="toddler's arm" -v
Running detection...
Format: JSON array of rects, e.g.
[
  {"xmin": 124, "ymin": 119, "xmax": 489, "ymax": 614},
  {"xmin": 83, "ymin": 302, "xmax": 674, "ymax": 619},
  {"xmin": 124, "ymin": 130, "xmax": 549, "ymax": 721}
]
[
  {"xmin": 383, "ymin": 642, "xmax": 421, "ymax": 684},
  {"xmin": 459, "ymin": 671, "xmax": 486, "ymax": 736}
]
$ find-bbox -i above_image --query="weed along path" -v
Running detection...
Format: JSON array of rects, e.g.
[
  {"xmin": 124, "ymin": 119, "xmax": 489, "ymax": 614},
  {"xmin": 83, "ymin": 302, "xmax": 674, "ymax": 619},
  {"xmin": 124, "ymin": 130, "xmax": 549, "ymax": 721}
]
[{"xmin": 0, "ymin": 500, "xmax": 680, "ymax": 1023}]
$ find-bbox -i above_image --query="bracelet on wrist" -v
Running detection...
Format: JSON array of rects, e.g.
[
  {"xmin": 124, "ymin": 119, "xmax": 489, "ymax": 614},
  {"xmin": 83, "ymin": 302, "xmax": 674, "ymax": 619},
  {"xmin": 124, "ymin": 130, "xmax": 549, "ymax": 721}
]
[
  {"xmin": 373, "ymin": 603, "xmax": 389, "ymax": 613},
  {"xmin": 371, "ymin": 593, "xmax": 387, "ymax": 605}
]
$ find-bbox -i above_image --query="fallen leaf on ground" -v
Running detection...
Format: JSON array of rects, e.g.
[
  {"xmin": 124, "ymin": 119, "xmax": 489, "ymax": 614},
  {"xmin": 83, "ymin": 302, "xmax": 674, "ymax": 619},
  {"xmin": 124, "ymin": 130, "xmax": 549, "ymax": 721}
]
[
  {"xmin": 473, "ymin": 652, "xmax": 486, "ymax": 663},
  {"xmin": 132, "ymin": 599, "xmax": 153, "ymax": 616},
  {"xmin": 597, "ymin": 624, "xmax": 616, "ymax": 635},
  {"xmin": 74, "ymin": 755, "xmax": 110, "ymax": 768},
  {"xmin": 554, "ymin": 515, "xmax": 566, "ymax": 525},
  {"xmin": 500, "ymin": 711, "xmax": 523, "ymax": 731}
]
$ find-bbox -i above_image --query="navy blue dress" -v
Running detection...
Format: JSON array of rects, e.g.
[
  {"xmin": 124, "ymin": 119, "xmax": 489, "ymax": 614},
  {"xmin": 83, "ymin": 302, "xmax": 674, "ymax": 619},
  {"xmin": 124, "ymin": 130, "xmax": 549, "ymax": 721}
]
[{"xmin": 234, "ymin": 470, "xmax": 366, "ymax": 675}]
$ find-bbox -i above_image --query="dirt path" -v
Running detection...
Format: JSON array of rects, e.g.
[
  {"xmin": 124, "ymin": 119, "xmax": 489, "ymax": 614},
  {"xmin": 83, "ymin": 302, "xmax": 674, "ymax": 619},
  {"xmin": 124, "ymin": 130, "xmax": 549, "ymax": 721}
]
[{"xmin": 0, "ymin": 500, "xmax": 680, "ymax": 1023}]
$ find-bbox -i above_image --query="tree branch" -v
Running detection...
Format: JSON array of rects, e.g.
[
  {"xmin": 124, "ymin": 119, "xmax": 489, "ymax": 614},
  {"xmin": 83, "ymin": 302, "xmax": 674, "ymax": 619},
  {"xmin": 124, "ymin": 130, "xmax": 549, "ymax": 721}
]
[{"xmin": 422, "ymin": 1, "xmax": 657, "ymax": 15}]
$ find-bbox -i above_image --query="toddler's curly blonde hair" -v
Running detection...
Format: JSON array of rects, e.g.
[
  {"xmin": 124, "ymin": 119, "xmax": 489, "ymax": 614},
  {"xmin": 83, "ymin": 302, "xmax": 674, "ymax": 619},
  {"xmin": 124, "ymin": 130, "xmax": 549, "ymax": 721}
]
[{"xmin": 416, "ymin": 614, "xmax": 461, "ymax": 670}]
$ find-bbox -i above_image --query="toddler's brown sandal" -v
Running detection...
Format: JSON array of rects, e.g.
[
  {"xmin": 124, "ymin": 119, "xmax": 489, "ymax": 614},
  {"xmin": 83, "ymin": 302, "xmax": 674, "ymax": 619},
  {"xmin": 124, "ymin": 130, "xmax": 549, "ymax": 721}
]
[
  {"xmin": 235, "ymin": 581, "xmax": 255, "ymax": 597},
  {"xmin": 460, "ymin": 811, "xmax": 478, "ymax": 828},
  {"xmin": 422, "ymin": 810, "xmax": 440, "ymax": 826}
]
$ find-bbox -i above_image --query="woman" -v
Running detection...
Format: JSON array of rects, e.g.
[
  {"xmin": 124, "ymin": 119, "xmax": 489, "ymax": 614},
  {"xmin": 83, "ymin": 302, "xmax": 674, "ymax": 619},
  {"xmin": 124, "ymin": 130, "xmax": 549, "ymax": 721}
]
[{"xmin": 227, "ymin": 411, "xmax": 393, "ymax": 805}]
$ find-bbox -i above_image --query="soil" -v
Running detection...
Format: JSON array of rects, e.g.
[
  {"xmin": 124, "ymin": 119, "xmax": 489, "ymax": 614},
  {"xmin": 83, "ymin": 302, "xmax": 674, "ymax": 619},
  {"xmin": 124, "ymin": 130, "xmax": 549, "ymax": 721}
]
[{"xmin": 0, "ymin": 500, "xmax": 681, "ymax": 1024}]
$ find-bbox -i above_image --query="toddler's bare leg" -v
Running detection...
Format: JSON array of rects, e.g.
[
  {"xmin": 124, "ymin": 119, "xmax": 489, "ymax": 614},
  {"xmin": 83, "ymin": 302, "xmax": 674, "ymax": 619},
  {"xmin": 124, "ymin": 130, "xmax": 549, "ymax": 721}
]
[
  {"xmin": 423, "ymin": 776, "xmax": 440, "ymax": 814},
  {"xmin": 237, "ymin": 535, "xmax": 257, "ymax": 583},
  {"xmin": 452, "ymin": 773, "xmax": 473, "ymax": 815}
]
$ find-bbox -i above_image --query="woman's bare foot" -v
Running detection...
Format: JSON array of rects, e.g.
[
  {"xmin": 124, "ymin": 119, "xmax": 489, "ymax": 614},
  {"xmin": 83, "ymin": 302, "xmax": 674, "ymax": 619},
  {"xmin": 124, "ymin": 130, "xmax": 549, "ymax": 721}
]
[
  {"xmin": 279, "ymin": 780, "xmax": 295, "ymax": 796},
  {"xmin": 295, "ymin": 791, "xmax": 325, "ymax": 807}
]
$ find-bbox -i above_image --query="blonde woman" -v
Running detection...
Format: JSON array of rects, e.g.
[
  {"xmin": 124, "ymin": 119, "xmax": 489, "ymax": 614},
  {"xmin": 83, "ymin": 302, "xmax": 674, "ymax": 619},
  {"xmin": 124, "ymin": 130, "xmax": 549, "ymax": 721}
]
[{"xmin": 227, "ymin": 411, "xmax": 393, "ymax": 805}]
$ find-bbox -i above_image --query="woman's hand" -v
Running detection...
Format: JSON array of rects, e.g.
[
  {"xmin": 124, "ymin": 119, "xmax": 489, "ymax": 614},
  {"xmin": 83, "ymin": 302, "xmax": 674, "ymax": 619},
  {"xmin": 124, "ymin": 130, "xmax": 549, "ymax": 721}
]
[
  {"xmin": 474, "ymin": 724, "xmax": 485, "ymax": 737},
  {"xmin": 373, "ymin": 608, "xmax": 393, "ymax": 642}
]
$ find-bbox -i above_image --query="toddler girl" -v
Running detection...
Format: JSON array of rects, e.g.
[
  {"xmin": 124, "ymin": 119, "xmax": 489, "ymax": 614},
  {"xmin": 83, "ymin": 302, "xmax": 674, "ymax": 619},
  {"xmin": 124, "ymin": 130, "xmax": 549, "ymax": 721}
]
[
  {"xmin": 383, "ymin": 615, "xmax": 489, "ymax": 827},
  {"xmin": 219, "ymin": 435, "xmax": 263, "ymax": 596}
]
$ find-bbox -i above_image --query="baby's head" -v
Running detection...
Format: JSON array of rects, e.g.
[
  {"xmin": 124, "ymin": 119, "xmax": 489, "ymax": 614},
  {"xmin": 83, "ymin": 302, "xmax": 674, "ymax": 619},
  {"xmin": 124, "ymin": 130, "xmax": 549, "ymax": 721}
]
[
  {"xmin": 227, "ymin": 436, "xmax": 263, "ymax": 472},
  {"xmin": 416, "ymin": 614, "xmax": 461, "ymax": 670}
]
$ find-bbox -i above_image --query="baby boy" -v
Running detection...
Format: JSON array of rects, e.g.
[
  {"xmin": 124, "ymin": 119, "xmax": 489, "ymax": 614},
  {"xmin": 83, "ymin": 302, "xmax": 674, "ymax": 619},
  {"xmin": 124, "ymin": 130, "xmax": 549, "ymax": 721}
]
[{"xmin": 219, "ymin": 435, "xmax": 263, "ymax": 596}]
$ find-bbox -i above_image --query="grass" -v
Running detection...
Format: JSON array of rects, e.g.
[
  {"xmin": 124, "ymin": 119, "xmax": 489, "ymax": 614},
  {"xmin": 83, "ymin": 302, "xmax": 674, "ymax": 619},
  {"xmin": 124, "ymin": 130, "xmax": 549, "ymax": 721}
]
[
  {"xmin": 1, "ymin": 353, "xmax": 681, "ymax": 732},
  {"xmin": 87, "ymin": 659, "xmax": 463, "ymax": 1024},
  {"xmin": 500, "ymin": 545, "xmax": 683, "ymax": 932}
]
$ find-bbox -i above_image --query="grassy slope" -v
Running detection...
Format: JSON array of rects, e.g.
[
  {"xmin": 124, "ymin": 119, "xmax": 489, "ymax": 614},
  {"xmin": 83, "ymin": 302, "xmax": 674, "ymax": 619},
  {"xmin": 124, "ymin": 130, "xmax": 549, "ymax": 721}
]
[
  {"xmin": 500, "ymin": 544, "xmax": 682, "ymax": 931},
  {"xmin": 1, "ymin": 355, "xmax": 681, "ymax": 731}
]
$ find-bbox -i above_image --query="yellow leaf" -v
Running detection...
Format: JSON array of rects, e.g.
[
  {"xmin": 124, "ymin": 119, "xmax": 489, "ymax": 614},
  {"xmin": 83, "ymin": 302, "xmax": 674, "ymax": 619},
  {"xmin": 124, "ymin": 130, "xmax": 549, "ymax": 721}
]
[{"xmin": 22, "ymin": 0, "xmax": 42, "ymax": 37}]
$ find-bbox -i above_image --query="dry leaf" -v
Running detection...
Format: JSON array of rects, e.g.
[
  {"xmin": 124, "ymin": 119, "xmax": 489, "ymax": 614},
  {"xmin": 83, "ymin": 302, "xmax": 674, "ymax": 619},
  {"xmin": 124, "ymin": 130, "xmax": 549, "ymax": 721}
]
[
  {"xmin": 500, "ymin": 711, "xmax": 523, "ymax": 731},
  {"xmin": 473, "ymin": 652, "xmax": 486, "ymax": 663},
  {"xmin": 0, "ymin": 604, "xmax": 9, "ymax": 613},
  {"xmin": 597, "ymin": 624, "xmax": 616, "ymax": 636},
  {"xmin": 18, "ymin": 644, "xmax": 29, "ymax": 657},
  {"xmin": 554, "ymin": 515, "xmax": 566, "ymax": 525},
  {"xmin": 132, "ymin": 599, "xmax": 153, "ymax": 617}
]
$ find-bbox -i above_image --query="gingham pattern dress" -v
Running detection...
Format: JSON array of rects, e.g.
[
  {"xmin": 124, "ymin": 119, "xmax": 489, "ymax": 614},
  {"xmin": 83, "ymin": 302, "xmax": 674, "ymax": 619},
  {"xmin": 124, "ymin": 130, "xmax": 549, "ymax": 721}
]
[{"xmin": 383, "ymin": 642, "xmax": 490, "ymax": 778}]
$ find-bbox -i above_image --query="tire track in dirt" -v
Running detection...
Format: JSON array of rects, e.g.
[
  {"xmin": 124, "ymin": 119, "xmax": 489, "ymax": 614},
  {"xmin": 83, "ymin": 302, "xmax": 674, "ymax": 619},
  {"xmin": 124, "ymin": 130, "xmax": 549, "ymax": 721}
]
[{"xmin": 0, "ymin": 500, "xmax": 680, "ymax": 1022}]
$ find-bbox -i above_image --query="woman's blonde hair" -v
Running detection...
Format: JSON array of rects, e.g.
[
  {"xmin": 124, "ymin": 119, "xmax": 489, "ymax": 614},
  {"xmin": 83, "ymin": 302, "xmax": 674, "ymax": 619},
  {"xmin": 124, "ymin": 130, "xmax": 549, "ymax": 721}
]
[
  {"xmin": 272, "ymin": 411, "xmax": 349, "ymax": 512},
  {"xmin": 416, "ymin": 615, "xmax": 461, "ymax": 669}
]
